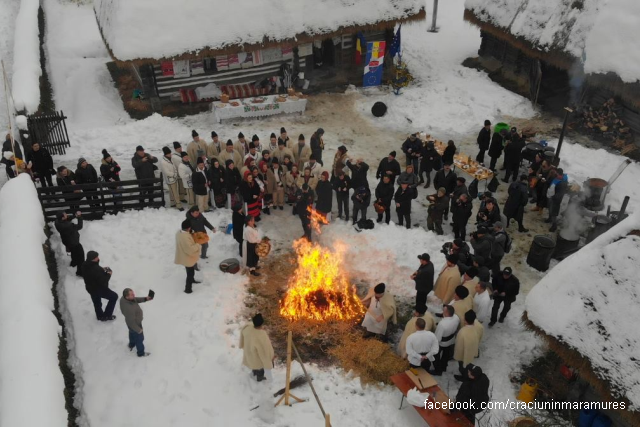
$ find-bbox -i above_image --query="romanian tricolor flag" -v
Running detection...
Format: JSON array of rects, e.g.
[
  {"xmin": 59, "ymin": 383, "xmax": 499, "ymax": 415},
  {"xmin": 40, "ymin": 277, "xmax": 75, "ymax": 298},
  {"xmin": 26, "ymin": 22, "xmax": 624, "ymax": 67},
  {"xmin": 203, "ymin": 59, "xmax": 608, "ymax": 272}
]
[{"xmin": 355, "ymin": 32, "xmax": 366, "ymax": 65}]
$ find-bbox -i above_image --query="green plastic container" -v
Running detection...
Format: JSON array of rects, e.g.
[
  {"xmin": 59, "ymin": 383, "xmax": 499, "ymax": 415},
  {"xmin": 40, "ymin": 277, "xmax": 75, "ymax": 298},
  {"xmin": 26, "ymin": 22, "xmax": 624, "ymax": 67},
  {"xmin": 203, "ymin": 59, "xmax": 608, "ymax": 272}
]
[{"xmin": 494, "ymin": 122, "xmax": 510, "ymax": 134}]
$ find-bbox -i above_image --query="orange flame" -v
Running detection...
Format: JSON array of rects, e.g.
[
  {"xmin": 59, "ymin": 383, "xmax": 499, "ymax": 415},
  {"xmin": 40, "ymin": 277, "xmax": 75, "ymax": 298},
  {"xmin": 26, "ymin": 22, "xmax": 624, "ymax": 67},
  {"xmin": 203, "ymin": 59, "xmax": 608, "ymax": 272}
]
[
  {"xmin": 280, "ymin": 239, "xmax": 365, "ymax": 321},
  {"xmin": 307, "ymin": 206, "xmax": 328, "ymax": 235}
]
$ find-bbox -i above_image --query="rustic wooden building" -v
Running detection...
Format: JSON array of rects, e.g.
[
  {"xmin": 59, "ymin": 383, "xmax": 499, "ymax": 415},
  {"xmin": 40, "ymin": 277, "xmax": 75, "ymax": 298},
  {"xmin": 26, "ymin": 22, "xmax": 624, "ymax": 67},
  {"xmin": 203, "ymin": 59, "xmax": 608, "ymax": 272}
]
[
  {"xmin": 464, "ymin": 0, "xmax": 640, "ymax": 137},
  {"xmin": 94, "ymin": 0, "xmax": 425, "ymax": 117}
]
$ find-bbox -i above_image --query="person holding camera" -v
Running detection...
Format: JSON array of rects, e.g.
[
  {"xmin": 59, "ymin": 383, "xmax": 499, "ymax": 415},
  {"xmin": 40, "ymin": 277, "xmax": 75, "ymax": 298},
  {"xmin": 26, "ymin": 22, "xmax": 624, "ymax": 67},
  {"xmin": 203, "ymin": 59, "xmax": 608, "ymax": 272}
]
[
  {"xmin": 120, "ymin": 288, "xmax": 154, "ymax": 357},
  {"xmin": 470, "ymin": 227, "xmax": 494, "ymax": 265},
  {"xmin": 81, "ymin": 251, "xmax": 118, "ymax": 321},
  {"xmin": 476, "ymin": 198, "xmax": 500, "ymax": 229},
  {"xmin": 55, "ymin": 210, "xmax": 85, "ymax": 276}
]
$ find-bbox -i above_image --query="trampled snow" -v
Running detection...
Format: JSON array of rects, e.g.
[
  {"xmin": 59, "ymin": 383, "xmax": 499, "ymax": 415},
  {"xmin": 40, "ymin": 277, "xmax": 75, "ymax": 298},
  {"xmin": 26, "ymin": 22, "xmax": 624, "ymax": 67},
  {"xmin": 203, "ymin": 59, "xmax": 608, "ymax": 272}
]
[
  {"xmin": 0, "ymin": 174, "xmax": 67, "ymax": 427},
  {"xmin": 526, "ymin": 210, "xmax": 640, "ymax": 410},
  {"xmin": 11, "ymin": 0, "xmax": 41, "ymax": 113},
  {"xmin": 94, "ymin": 0, "xmax": 425, "ymax": 61}
]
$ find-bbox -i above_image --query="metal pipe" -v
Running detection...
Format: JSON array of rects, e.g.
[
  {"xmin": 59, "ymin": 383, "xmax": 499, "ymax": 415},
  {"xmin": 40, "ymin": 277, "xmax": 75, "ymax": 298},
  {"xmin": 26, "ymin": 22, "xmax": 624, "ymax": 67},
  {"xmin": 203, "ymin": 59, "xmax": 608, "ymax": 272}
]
[
  {"xmin": 616, "ymin": 196, "xmax": 630, "ymax": 225},
  {"xmin": 428, "ymin": 0, "xmax": 439, "ymax": 33},
  {"xmin": 553, "ymin": 107, "xmax": 573, "ymax": 166}
]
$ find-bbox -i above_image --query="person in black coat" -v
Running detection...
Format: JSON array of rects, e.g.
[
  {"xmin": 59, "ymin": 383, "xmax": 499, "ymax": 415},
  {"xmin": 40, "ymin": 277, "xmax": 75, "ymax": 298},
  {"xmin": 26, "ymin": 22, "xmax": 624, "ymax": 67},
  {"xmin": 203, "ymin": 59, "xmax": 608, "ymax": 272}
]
[
  {"xmin": 504, "ymin": 175, "xmax": 529, "ymax": 232},
  {"xmin": 442, "ymin": 140, "xmax": 456, "ymax": 165},
  {"xmin": 310, "ymin": 128, "xmax": 324, "ymax": 166},
  {"xmin": 351, "ymin": 185, "xmax": 371, "ymax": 225},
  {"xmin": 376, "ymin": 151, "xmax": 401, "ymax": 183},
  {"xmin": 470, "ymin": 227, "xmax": 494, "ymax": 264},
  {"xmin": 81, "ymin": 250, "xmax": 118, "ymax": 321},
  {"xmin": 455, "ymin": 364, "xmax": 490, "ymax": 423},
  {"xmin": 427, "ymin": 188, "xmax": 449, "ymax": 235},
  {"xmin": 55, "ymin": 211, "xmax": 85, "ymax": 276},
  {"xmin": 296, "ymin": 184, "xmax": 315, "ymax": 240},
  {"xmin": 412, "ymin": 253, "xmax": 434, "ymax": 310},
  {"xmin": 394, "ymin": 182, "xmax": 417, "ymax": 229},
  {"xmin": 401, "ymin": 134, "xmax": 422, "ymax": 171},
  {"xmin": 502, "ymin": 127, "xmax": 525, "ymax": 183},
  {"xmin": 419, "ymin": 141, "xmax": 441, "ymax": 188},
  {"xmin": 476, "ymin": 198, "xmax": 501, "ymax": 229},
  {"xmin": 131, "ymin": 146, "xmax": 158, "ymax": 205},
  {"xmin": 224, "ymin": 159, "xmax": 242, "ymax": 197},
  {"xmin": 476, "ymin": 120, "xmax": 491, "ymax": 164},
  {"xmin": 433, "ymin": 164, "xmax": 457, "ymax": 219},
  {"xmin": 489, "ymin": 267, "xmax": 520, "ymax": 326},
  {"xmin": 488, "ymin": 129, "xmax": 507, "ymax": 171},
  {"xmin": 56, "ymin": 166, "xmax": 83, "ymax": 211},
  {"xmin": 2, "ymin": 133, "xmax": 23, "ymax": 160},
  {"xmin": 375, "ymin": 174, "xmax": 394, "ymax": 224},
  {"xmin": 232, "ymin": 202, "xmax": 245, "ymax": 256},
  {"xmin": 75, "ymin": 157, "xmax": 99, "ymax": 206},
  {"xmin": 208, "ymin": 158, "xmax": 226, "ymax": 208},
  {"xmin": 186, "ymin": 205, "xmax": 215, "ymax": 261},
  {"xmin": 333, "ymin": 172, "xmax": 351, "ymax": 220},
  {"xmin": 26, "ymin": 141, "xmax": 54, "ymax": 187},
  {"xmin": 450, "ymin": 177, "xmax": 468, "ymax": 212},
  {"xmin": 100, "ymin": 149, "xmax": 121, "ymax": 182},
  {"xmin": 451, "ymin": 193, "xmax": 473, "ymax": 240},
  {"xmin": 315, "ymin": 172, "xmax": 333, "ymax": 217},
  {"xmin": 346, "ymin": 158, "xmax": 369, "ymax": 189},
  {"xmin": 547, "ymin": 168, "xmax": 568, "ymax": 232}
]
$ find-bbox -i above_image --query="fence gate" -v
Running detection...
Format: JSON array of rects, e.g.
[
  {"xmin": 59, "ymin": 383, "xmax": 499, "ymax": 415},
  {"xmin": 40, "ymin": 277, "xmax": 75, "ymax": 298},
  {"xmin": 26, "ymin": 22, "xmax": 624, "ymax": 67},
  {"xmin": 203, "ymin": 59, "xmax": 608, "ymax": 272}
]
[{"xmin": 26, "ymin": 111, "xmax": 71, "ymax": 155}]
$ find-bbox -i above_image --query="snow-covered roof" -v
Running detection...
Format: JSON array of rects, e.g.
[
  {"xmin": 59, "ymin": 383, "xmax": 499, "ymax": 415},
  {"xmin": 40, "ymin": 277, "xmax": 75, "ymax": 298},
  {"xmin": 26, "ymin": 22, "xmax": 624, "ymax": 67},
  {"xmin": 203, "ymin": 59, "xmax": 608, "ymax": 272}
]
[
  {"xmin": 94, "ymin": 0, "xmax": 425, "ymax": 62},
  {"xmin": 464, "ymin": 0, "xmax": 640, "ymax": 84},
  {"xmin": 526, "ymin": 211, "xmax": 640, "ymax": 410}
]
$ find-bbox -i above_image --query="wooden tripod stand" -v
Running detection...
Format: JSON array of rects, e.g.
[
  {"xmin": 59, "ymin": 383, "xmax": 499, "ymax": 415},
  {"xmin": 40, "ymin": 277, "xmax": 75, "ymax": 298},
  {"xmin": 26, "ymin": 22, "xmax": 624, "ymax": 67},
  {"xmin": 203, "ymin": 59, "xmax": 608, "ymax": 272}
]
[{"xmin": 275, "ymin": 331, "xmax": 305, "ymax": 407}]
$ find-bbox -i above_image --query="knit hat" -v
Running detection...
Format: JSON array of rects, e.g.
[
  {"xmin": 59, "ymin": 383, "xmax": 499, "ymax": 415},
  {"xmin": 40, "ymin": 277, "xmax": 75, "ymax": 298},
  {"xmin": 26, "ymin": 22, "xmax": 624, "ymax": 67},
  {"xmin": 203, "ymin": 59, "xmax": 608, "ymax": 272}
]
[
  {"xmin": 280, "ymin": 127, "xmax": 287, "ymax": 134},
  {"xmin": 270, "ymin": 132, "xmax": 276, "ymax": 139},
  {"xmin": 102, "ymin": 149, "xmax": 111, "ymax": 160},
  {"xmin": 374, "ymin": 283, "xmax": 386, "ymax": 293},
  {"xmin": 173, "ymin": 141, "xmax": 181, "ymax": 149},
  {"xmin": 338, "ymin": 145, "xmax": 347, "ymax": 152},
  {"xmin": 238, "ymin": 132, "xmax": 245, "ymax": 138},
  {"xmin": 77, "ymin": 157, "xmax": 87, "ymax": 167},
  {"xmin": 298, "ymin": 134, "xmax": 305, "ymax": 141},
  {"xmin": 457, "ymin": 177, "xmax": 466, "ymax": 183},
  {"xmin": 248, "ymin": 142, "xmax": 256, "ymax": 149},
  {"xmin": 192, "ymin": 130, "xmax": 199, "ymax": 138},
  {"xmin": 181, "ymin": 152, "xmax": 189, "ymax": 158},
  {"xmin": 484, "ymin": 120, "xmax": 491, "ymax": 126},
  {"xmin": 136, "ymin": 145, "xmax": 144, "ymax": 152},
  {"xmin": 252, "ymin": 134, "xmax": 259, "ymax": 142},
  {"xmin": 503, "ymin": 267, "xmax": 513, "ymax": 276},
  {"xmin": 321, "ymin": 171, "xmax": 329, "ymax": 179},
  {"xmin": 252, "ymin": 313, "xmax": 264, "ymax": 327},
  {"xmin": 316, "ymin": 128, "xmax": 325, "ymax": 135},
  {"xmin": 389, "ymin": 151, "xmax": 396, "ymax": 157},
  {"xmin": 446, "ymin": 253, "xmax": 459, "ymax": 264},
  {"xmin": 162, "ymin": 147, "xmax": 171, "ymax": 155},
  {"xmin": 196, "ymin": 157, "xmax": 204, "ymax": 165},
  {"xmin": 455, "ymin": 286, "xmax": 469, "ymax": 299},
  {"xmin": 86, "ymin": 251, "xmax": 99, "ymax": 261},
  {"xmin": 211, "ymin": 131, "xmax": 218, "ymax": 138},
  {"xmin": 465, "ymin": 267, "xmax": 478, "ymax": 278},
  {"xmin": 181, "ymin": 219, "xmax": 191, "ymax": 230},
  {"xmin": 464, "ymin": 310, "xmax": 476, "ymax": 324}
]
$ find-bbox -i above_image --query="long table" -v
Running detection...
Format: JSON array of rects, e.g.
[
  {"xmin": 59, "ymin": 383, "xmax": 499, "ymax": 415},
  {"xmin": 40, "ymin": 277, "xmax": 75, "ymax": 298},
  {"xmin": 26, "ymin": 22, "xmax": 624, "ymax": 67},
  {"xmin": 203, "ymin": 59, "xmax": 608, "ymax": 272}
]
[
  {"xmin": 211, "ymin": 94, "xmax": 307, "ymax": 123},
  {"xmin": 390, "ymin": 372, "xmax": 474, "ymax": 427},
  {"xmin": 431, "ymin": 140, "xmax": 494, "ymax": 182}
]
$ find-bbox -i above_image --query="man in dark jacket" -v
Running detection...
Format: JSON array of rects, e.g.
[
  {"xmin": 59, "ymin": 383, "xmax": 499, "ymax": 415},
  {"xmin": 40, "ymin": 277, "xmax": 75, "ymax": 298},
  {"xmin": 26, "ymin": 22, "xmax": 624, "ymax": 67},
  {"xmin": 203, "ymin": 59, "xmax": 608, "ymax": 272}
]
[
  {"xmin": 504, "ymin": 175, "xmax": 529, "ymax": 232},
  {"xmin": 375, "ymin": 174, "xmax": 394, "ymax": 224},
  {"xmin": 490, "ymin": 222, "xmax": 508, "ymax": 276},
  {"xmin": 401, "ymin": 133, "xmax": 422, "ymax": 171},
  {"xmin": 224, "ymin": 159, "xmax": 242, "ymax": 197},
  {"xmin": 56, "ymin": 166, "xmax": 82, "ymax": 211},
  {"xmin": 333, "ymin": 171, "xmax": 351, "ymax": 220},
  {"xmin": 451, "ymin": 193, "xmax": 473, "ymax": 240},
  {"xmin": 476, "ymin": 198, "xmax": 501, "ymax": 229},
  {"xmin": 427, "ymin": 188, "xmax": 449, "ymax": 235},
  {"xmin": 433, "ymin": 163, "xmax": 457, "ymax": 220},
  {"xmin": 315, "ymin": 171, "xmax": 333, "ymax": 217},
  {"xmin": 394, "ymin": 182, "xmax": 417, "ymax": 228},
  {"xmin": 376, "ymin": 151, "xmax": 401, "ymax": 183},
  {"xmin": 81, "ymin": 251, "xmax": 118, "ymax": 321},
  {"xmin": 75, "ymin": 157, "xmax": 100, "ymax": 206},
  {"xmin": 186, "ymin": 206, "xmax": 215, "ymax": 260},
  {"xmin": 547, "ymin": 168, "xmax": 568, "ymax": 232},
  {"xmin": 310, "ymin": 128, "xmax": 324, "ymax": 166},
  {"xmin": 54, "ymin": 211, "xmax": 84, "ymax": 276},
  {"xmin": 131, "ymin": 145, "xmax": 158, "ymax": 206},
  {"xmin": 450, "ymin": 177, "xmax": 468, "ymax": 214},
  {"xmin": 488, "ymin": 129, "xmax": 507, "ymax": 171},
  {"xmin": 351, "ymin": 185, "xmax": 371, "ymax": 225},
  {"xmin": 231, "ymin": 202, "xmax": 245, "ymax": 256},
  {"xmin": 2, "ymin": 133, "xmax": 23, "ymax": 160},
  {"xmin": 120, "ymin": 288, "xmax": 153, "ymax": 357},
  {"xmin": 455, "ymin": 364, "xmax": 490, "ymax": 423},
  {"xmin": 476, "ymin": 120, "xmax": 491, "ymax": 164},
  {"xmin": 502, "ymin": 127, "xmax": 525, "ymax": 182},
  {"xmin": 296, "ymin": 184, "xmax": 315, "ymax": 240},
  {"xmin": 346, "ymin": 158, "xmax": 369, "ymax": 189},
  {"xmin": 419, "ymin": 141, "xmax": 441, "ymax": 188},
  {"xmin": 470, "ymin": 227, "xmax": 494, "ymax": 264},
  {"xmin": 26, "ymin": 141, "xmax": 54, "ymax": 187},
  {"xmin": 412, "ymin": 253, "xmax": 434, "ymax": 310},
  {"xmin": 489, "ymin": 267, "xmax": 520, "ymax": 326}
]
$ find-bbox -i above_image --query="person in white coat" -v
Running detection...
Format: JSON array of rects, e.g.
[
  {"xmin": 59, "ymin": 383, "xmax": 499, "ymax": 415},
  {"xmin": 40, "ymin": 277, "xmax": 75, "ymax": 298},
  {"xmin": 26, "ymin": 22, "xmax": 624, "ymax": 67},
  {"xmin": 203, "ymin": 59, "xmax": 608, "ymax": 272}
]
[
  {"xmin": 406, "ymin": 318, "xmax": 439, "ymax": 370},
  {"xmin": 160, "ymin": 147, "xmax": 183, "ymax": 210},
  {"xmin": 473, "ymin": 282, "xmax": 491, "ymax": 324},
  {"xmin": 431, "ymin": 305, "xmax": 460, "ymax": 375},
  {"xmin": 172, "ymin": 141, "xmax": 187, "ymax": 199},
  {"xmin": 242, "ymin": 216, "xmax": 261, "ymax": 276},
  {"xmin": 178, "ymin": 152, "xmax": 196, "ymax": 207}
]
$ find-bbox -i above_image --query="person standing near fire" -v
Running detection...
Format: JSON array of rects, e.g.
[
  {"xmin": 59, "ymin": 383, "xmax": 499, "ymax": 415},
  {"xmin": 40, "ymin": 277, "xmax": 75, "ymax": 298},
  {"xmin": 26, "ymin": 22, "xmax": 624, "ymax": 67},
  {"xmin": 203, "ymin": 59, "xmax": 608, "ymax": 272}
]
[
  {"xmin": 405, "ymin": 318, "xmax": 439, "ymax": 371},
  {"xmin": 398, "ymin": 305, "xmax": 436, "ymax": 359},
  {"xmin": 296, "ymin": 183, "xmax": 315, "ymax": 240},
  {"xmin": 174, "ymin": 220, "xmax": 201, "ymax": 294},
  {"xmin": 361, "ymin": 283, "xmax": 397, "ymax": 339},
  {"xmin": 411, "ymin": 253, "xmax": 434, "ymax": 311},
  {"xmin": 240, "ymin": 313, "xmax": 275, "ymax": 382},
  {"xmin": 243, "ymin": 216, "xmax": 261, "ymax": 277}
]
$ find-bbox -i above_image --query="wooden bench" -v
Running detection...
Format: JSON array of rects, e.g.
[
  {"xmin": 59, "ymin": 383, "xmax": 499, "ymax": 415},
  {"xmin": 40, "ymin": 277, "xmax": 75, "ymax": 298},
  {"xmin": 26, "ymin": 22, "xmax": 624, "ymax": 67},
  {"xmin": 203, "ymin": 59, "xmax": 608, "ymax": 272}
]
[{"xmin": 390, "ymin": 373, "xmax": 474, "ymax": 426}]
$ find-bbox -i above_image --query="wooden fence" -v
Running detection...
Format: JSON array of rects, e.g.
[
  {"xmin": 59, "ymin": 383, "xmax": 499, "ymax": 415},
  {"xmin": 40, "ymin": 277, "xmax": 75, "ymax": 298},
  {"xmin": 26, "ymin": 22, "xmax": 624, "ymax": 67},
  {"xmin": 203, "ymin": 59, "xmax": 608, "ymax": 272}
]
[
  {"xmin": 27, "ymin": 111, "xmax": 71, "ymax": 155},
  {"xmin": 37, "ymin": 177, "xmax": 165, "ymax": 222}
]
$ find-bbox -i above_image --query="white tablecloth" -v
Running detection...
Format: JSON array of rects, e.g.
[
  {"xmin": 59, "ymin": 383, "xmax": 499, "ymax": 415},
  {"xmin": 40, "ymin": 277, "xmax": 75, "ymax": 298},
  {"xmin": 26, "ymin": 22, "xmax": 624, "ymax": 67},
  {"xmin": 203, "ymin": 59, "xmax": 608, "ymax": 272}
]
[{"xmin": 211, "ymin": 95, "xmax": 307, "ymax": 123}]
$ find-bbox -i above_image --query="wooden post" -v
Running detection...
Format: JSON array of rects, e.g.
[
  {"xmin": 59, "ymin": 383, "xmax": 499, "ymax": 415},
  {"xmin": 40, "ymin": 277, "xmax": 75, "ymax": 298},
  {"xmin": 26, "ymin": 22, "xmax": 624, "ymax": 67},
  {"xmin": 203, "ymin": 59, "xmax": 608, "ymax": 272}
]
[
  {"xmin": 325, "ymin": 413, "xmax": 331, "ymax": 427},
  {"xmin": 275, "ymin": 331, "xmax": 304, "ymax": 407}
]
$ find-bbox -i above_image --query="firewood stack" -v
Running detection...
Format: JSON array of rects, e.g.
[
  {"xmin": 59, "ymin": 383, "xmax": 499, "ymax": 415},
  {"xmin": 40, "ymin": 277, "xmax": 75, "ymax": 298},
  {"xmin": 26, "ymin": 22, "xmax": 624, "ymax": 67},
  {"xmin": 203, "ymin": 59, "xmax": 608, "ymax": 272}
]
[{"xmin": 576, "ymin": 98, "xmax": 635, "ymax": 154}]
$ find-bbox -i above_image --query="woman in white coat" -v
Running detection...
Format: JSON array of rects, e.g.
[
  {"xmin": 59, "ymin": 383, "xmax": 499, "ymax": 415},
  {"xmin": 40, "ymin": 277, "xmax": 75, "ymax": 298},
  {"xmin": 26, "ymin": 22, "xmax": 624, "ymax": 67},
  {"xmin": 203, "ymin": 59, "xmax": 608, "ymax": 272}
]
[{"xmin": 242, "ymin": 216, "xmax": 261, "ymax": 277}]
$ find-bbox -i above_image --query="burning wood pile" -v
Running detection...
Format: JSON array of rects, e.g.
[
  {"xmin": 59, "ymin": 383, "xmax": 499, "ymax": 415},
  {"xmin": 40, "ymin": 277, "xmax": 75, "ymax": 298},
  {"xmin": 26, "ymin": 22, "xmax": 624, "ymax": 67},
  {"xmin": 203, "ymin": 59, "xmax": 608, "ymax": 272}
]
[{"xmin": 576, "ymin": 98, "xmax": 635, "ymax": 154}]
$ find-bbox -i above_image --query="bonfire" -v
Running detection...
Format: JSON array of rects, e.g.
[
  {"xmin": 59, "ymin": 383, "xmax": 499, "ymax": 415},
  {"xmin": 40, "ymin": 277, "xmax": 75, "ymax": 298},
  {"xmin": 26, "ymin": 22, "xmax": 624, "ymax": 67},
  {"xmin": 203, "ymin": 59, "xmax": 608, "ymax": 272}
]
[{"xmin": 280, "ymin": 239, "xmax": 365, "ymax": 322}]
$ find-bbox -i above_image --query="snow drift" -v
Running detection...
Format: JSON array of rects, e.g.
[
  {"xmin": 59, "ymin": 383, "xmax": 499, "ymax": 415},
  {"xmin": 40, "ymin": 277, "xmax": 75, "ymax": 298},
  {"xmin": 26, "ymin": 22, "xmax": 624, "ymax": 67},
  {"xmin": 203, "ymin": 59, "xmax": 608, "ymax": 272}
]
[
  {"xmin": 0, "ymin": 174, "xmax": 67, "ymax": 426},
  {"xmin": 12, "ymin": 0, "xmax": 42, "ymax": 113}
]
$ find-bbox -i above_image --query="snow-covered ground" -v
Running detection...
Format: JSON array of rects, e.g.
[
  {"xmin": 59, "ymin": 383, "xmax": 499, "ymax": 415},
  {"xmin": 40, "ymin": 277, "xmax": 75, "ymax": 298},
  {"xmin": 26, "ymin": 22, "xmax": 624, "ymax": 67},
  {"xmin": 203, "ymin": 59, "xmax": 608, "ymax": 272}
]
[{"xmin": 0, "ymin": 0, "xmax": 20, "ymax": 132}]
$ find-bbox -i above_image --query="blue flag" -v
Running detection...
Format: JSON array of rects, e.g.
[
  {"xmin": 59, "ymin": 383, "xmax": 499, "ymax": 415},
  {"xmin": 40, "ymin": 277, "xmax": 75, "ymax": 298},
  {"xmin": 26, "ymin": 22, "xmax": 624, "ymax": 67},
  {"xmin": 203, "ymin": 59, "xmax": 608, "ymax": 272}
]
[{"xmin": 390, "ymin": 24, "xmax": 402, "ymax": 58}]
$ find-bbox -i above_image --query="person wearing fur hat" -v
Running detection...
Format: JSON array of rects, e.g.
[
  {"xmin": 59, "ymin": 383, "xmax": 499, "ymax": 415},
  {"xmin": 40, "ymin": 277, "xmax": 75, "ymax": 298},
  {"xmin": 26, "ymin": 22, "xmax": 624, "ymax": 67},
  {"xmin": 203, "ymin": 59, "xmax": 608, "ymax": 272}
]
[
  {"xmin": 206, "ymin": 131, "xmax": 222, "ymax": 160},
  {"xmin": 315, "ymin": 171, "xmax": 332, "ymax": 219},
  {"xmin": 293, "ymin": 134, "xmax": 312, "ymax": 171},
  {"xmin": 241, "ymin": 170, "xmax": 262, "ymax": 220},
  {"xmin": 242, "ymin": 216, "xmax": 262, "ymax": 276},
  {"xmin": 398, "ymin": 305, "xmax": 436, "ymax": 358},
  {"xmin": 266, "ymin": 158, "xmax": 285, "ymax": 210},
  {"xmin": 351, "ymin": 185, "xmax": 371, "ymax": 225},
  {"xmin": 374, "ymin": 174, "xmax": 394, "ymax": 224},
  {"xmin": 218, "ymin": 140, "xmax": 242, "ymax": 169},
  {"xmin": 243, "ymin": 142, "xmax": 258, "ymax": 165},
  {"xmin": 131, "ymin": 146, "xmax": 158, "ymax": 206},
  {"xmin": 81, "ymin": 251, "xmax": 118, "ymax": 321},
  {"xmin": 361, "ymin": 283, "xmax": 397, "ymax": 337},
  {"xmin": 455, "ymin": 363, "xmax": 490, "ymax": 422},
  {"xmin": 394, "ymin": 181, "xmax": 417, "ymax": 228},
  {"xmin": 187, "ymin": 130, "xmax": 208, "ymax": 167},
  {"xmin": 26, "ymin": 141, "xmax": 54, "ymax": 187},
  {"xmin": 434, "ymin": 254, "xmax": 462, "ymax": 305},
  {"xmin": 461, "ymin": 267, "xmax": 479, "ymax": 298},
  {"xmin": 266, "ymin": 133, "xmax": 278, "ymax": 153},
  {"xmin": 240, "ymin": 313, "xmax": 275, "ymax": 381},
  {"xmin": 272, "ymin": 138, "xmax": 294, "ymax": 166},
  {"xmin": 119, "ymin": 288, "xmax": 153, "ymax": 358},
  {"xmin": 178, "ymin": 152, "xmax": 196, "ymax": 206},
  {"xmin": 426, "ymin": 187, "xmax": 449, "ymax": 235},
  {"xmin": 452, "ymin": 286, "xmax": 473, "ymax": 324},
  {"xmin": 412, "ymin": 253, "xmax": 434, "ymax": 310},
  {"xmin": 451, "ymin": 192, "xmax": 473, "ymax": 240},
  {"xmin": 224, "ymin": 159, "xmax": 242, "ymax": 206},
  {"xmin": 208, "ymin": 157, "xmax": 226, "ymax": 208},
  {"xmin": 310, "ymin": 128, "xmax": 325, "ymax": 166},
  {"xmin": 454, "ymin": 311, "xmax": 481, "ymax": 379},
  {"xmin": 331, "ymin": 145, "xmax": 349, "ymax": 179},
  {"xmin": 279, "ymin": 127, "xmax": 293, "ymax": 150},
  {"xmin": 174, "ymin": 220, "xmax": 201, "ymax": 294},
  {"xmin": 376, "ymin": 151, "xmax": 401, "ymax": 183},
  {"xmin": 250, "ymin": 134, "xmax": 263, "ymax": 153},
  {"xmin": 234, "ymin": 132, "xmax": 250, "ymax": 158},
  {"xmin": 172, "ymin": 142, "xmax": 187, "ymax": 199},
  {"xmin": 160, "ymin": 146, "xmax": 183, "ymax": 210},
  {"xmin": 419, "ymin": 141, "xmax": 442, "ymax": 188},
  {"xmin": 192, "ymin": 157, "xmax": 211, "ymax": 212},
  {"xmin": 55, "ymin": 211, "xmax": 84, "ymax": 276}
]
